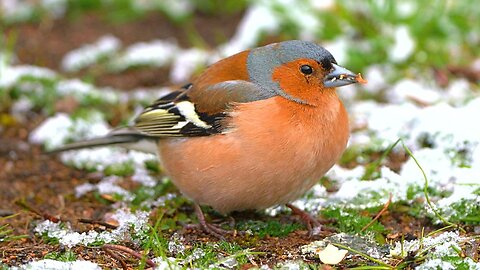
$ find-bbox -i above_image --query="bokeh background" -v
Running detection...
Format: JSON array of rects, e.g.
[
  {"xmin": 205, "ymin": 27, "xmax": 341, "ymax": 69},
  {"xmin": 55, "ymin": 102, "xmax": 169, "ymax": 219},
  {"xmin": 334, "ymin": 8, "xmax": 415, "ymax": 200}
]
[{"xmin": 1, "ymin": 0, "xmax": 480, "ymax": 269}]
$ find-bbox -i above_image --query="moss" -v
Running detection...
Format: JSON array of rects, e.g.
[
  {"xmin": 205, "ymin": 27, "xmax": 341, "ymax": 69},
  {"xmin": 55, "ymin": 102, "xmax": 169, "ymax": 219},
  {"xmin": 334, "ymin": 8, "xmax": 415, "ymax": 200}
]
[{"xmin": 236, "ymin": 219, "xmax": 302, "ymax": 238}]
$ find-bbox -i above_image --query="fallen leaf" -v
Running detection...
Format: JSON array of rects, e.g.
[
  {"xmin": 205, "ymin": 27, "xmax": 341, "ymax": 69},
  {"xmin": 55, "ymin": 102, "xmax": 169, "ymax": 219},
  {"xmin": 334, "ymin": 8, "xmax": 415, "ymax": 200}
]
[{"xmin": 318, "ymin": 244, "xmax": 348, "ymax": 265}]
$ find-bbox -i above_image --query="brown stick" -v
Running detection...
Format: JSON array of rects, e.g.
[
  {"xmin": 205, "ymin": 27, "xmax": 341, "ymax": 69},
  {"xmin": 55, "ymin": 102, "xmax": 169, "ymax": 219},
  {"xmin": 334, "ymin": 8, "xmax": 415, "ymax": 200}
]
[
  {"xmin": 361, "ymin": 193, "xmax": 393, "ymax": 232},
  {"xmin": 15, "ymin": 200, "xmax": 60, "ymax": 223},
  {"xmin": 103, "ymin": 246, "xmax": 128, "ymax": 270},
  {"xmin": 103, "ymin": 244, "xmax": 156, "ymax": 268},
  {"xmin": 78, "ymin": 218, "xmax": 118, "ymax": 229}
]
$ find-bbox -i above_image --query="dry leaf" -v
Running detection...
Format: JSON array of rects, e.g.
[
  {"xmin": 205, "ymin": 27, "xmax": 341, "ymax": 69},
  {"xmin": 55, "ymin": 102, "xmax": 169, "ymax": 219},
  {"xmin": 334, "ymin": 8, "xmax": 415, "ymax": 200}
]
[{"xmin": 318, "ymin": 244, "xmax": 348, "ymax": 265}]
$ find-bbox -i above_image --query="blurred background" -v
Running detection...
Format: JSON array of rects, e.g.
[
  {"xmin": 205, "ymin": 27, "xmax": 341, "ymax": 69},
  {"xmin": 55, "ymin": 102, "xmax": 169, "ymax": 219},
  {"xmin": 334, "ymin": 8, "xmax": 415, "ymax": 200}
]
[{"xmin": 2, "ymin": 0, "xmax": 479, "ymax": 90}]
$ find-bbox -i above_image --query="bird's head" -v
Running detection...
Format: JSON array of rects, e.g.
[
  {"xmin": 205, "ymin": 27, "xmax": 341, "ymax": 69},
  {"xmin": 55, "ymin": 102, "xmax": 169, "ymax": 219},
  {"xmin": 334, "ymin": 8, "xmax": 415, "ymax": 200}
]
[{"xmin": 247, "ymin": 40, "xmax": 365, "ymax": 105}]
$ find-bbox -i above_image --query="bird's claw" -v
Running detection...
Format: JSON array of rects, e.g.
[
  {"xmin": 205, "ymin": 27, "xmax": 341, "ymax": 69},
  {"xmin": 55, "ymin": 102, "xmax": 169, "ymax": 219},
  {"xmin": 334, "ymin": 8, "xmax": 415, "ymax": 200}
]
[
  {"xmin": 192, "ymin": 203, "xmax": 244, "ymax": 239},
  {"xmin": 286, "ymin": 203, "xmax": 326, "ymax": 237}
]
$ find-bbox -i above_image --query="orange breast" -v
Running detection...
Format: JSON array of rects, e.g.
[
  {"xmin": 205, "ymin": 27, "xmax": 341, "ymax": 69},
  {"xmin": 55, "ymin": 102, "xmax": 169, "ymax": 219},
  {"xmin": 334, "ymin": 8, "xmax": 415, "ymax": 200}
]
[{"xmin": 157, "ymin": 95, "xmax": 349, "ymax": 213}]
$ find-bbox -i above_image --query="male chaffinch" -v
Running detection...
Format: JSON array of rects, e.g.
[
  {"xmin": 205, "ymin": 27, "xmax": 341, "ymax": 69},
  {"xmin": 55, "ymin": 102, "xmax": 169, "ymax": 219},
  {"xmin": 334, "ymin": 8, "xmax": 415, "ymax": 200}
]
[{"xmin": 52, "ymin": 40, "xmax": 366, "ymax": 238}]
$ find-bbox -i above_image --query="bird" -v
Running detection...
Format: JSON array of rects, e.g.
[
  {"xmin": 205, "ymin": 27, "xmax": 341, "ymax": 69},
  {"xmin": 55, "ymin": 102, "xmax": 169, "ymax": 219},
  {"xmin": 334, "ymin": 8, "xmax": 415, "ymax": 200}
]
[{"xmin": 50, "ymin": 40, "xmax": 367, "ymax": 238}]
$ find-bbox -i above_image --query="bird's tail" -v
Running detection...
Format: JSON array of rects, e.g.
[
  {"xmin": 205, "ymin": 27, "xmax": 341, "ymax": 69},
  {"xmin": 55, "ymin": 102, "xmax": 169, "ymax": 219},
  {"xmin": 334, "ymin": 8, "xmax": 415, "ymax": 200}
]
[{"xmin": 48, "ymin": 128, "xmax": 157, "ymax": 154}]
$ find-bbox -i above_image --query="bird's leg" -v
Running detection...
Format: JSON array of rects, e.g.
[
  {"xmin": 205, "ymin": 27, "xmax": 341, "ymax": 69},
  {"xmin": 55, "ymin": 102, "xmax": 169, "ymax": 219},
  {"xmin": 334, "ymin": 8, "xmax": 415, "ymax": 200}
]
[
  {"xmin": 286, "ymin": 203, "xmax": 322, "ymax": 237},
  {"xmin": 193, "ymin": 203, "xmax": 233, "ymax": 239}
]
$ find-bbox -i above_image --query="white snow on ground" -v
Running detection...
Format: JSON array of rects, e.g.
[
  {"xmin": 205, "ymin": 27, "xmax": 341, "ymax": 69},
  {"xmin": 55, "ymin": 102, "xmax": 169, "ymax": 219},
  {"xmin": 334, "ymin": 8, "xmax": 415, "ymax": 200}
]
[
  {"xmin": 76, "ymin": 175, "xmax": 133, "ymax": 200},
  {"xmin": 389, "ymin": 25, "xmax": 415, "ymax": 62},
  {"xmin": 29, "ymin": 113, "xmax": 73, "ymax": 149},
  {"xmin": 61, "ymin": 35, "xmax": 121, "ymax": 72},
  {"xmin": 153, "ymin": 0, "xmax": 192, "ymax": 19},
  {"xmin": 390, "ymin": 231, "xmax": 464, "ymax": 257},
  {"xmin": 131, "ymin": 167, "xmax": 159, "ymax": 187},
  {"xmin": 387, "ymin": 79, "xmax": 442, "ymax": 104},
  {"xmin": 56, "ymin": 79, "xmax": 94, "ymax": 96},
  {"xmin": 34, "ymin": 209, "xmax": 149, "ymax": 248},
  {"xmin": 362, "ymin": 65, "xmax": 389, "ymax": 94},
  {"xmin": 218, "ymin": 2, "xmax": 278, "ymax": 57},
  {"xmin": 109, "ymin": 39, "xmax": 179, "ymax": 71},
  {"xmin": 59, "ymin": 147, "xmax": 154, "ymax": 172},
  {"xmin": 56, "ymin": 79, "xmax": 119, "ymax": 103},
  {"xmin": 1, "ymin": 0, "xmax": 33, "ymax": 21},
  {"xmin": 0, "ymin": 65, "xmax": 57, "ymax": 88},
  {"xmin": 416, "ymin": 259, "xmax": 456, "ymax": 270},
  {"xmin": 152, "ymin": 257, "xmax": 181, "ymax": 270},
  {"xmin": 170, "ymin": 48, "xmax": 210, "ymax": 83},
  {"xmin": 389, "ymin": 231, "xmax": 480, "ymax": 269},
  {"xmin": 351, "ymin": 96, "xmax": 480, "ymax": 151},
  {"xmin": 29, "ymin": 112, "xmax": 110, "ymax": 150},
  {"xmin": 13, "ymin": 259, "xmax": 101, "ymax": 270}
]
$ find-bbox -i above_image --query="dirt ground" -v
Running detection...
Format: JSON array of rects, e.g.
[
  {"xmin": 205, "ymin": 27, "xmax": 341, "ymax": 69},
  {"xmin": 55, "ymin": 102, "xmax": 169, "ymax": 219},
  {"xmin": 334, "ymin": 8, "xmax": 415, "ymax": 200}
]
[{"xmin": 0, "ymin": 10, "xmax": 459, "ymax": 269}]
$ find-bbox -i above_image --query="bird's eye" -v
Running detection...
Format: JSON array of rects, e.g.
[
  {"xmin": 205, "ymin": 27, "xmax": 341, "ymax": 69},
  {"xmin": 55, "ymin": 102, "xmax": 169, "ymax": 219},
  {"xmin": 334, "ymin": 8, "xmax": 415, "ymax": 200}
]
[{"xmin": 300, "ymin": 65, "xmax": 313, "ymax": 75}]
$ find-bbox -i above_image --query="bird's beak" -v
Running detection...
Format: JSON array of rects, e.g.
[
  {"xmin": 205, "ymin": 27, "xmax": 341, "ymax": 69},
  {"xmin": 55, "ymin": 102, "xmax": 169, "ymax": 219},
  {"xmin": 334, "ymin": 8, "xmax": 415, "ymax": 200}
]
[{"xmin": 323, "ymin": 63, "xmax": 366, "ymax": 88}]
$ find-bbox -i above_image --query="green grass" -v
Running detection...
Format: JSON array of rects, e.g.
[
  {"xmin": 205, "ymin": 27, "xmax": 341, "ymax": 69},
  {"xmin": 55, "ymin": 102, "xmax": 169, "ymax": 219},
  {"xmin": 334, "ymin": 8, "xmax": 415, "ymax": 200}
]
[
  {"xmin": 139, "ymin": 216, "xmax": 169, "ymax": 269},
  {"xmin": 44, "ymin": 250, "xmax": 77, "ymax": 262},
  {"xmin": 321, "ymin": 207, "xmax": 386, "ymax": 236},
  {"xmin": 178, "ymin": 241, "xmax": 252, "ymax": 269},
  {"xmin": 0, "ymin": 215, "xmax": 29, "ymax": 243},
  {"xmin": 445, "ymin": 199, "xmax": 480, "ymax": 224}
]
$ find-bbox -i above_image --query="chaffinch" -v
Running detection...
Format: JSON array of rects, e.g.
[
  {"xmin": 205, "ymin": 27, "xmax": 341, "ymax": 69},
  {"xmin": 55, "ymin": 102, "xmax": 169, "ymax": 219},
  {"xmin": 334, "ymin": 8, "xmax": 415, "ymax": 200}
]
[{"xmin": 52, "ymin": 40, "xmax": 366, "ymax": 238}]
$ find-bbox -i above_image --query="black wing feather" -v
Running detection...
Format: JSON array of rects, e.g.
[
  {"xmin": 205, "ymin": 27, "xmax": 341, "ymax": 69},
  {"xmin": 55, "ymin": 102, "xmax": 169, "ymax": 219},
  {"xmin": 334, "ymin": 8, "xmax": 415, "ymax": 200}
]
[{"xmin": 134, "ymin": 87, "xmax": 228, "ymax": 137}]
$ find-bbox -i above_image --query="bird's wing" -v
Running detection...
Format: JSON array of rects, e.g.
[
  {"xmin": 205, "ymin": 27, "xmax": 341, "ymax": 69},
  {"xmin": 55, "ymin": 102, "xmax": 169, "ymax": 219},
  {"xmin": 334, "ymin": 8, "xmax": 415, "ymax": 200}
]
[
  {"xmin": 49, "ymin": 80, "xmax": 269, "ymax": 153},
  {"xmin": 134, "ymin": 80, "xmax": 271, "ymax": 137},
  {"xmin": 186, "ymin": 80, "xmax": 274, "ymax": 114}
]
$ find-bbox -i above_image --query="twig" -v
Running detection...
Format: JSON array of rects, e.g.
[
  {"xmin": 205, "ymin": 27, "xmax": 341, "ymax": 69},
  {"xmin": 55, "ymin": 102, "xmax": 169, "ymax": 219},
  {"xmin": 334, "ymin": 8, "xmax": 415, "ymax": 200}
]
[
  {"xmin": 466, "ymin": 240, "xmax": 479, "ymax": 261},
  {"xmin": 361, "ymin": 193, "xmax": 392, "ymax": 232},
  {"xmin": 331, "ymin": 243, "xmax": 392, "ymax": 269},
  {"xmin": 426, "ymin": 224, "xmax": 457, "ymax": 238},
  {"xmin": 103, "ymin": 244, "xmax": 156, "ymax": 268},
  {"xmin": 103, "ymin": 246, "xmax": 128, "ymax": 270},
  {"xmin": 401, "ymin": 141, "xmax": 465, "ymax": 233},
  {"xmin": 78, "ymin": 218, "xmax": 118, "ymax": 229},
  {"xmin": 14, "ymin": 200, "xmax": 60, "ymax": 223},
  {"xmin": 0, "ymin": 210, "xmax": 14, "ymax": 217},
  {"xmin": 362, "ymin": 138, "xmax": 402, "ymax": 180}
]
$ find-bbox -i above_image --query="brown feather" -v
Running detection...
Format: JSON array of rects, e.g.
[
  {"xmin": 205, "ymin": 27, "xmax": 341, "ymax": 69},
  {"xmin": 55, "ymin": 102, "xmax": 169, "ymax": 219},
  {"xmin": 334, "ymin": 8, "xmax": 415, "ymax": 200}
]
[{"xmin": 187, "ymin": 51, "xmax": 251, "ymax": 114}]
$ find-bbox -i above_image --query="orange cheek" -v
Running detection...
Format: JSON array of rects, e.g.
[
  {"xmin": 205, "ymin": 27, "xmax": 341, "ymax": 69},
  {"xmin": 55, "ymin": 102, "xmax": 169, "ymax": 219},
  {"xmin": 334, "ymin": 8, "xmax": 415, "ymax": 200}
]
[
  {"xmin": 272, "ymin": 65, "xmax": 306, "ymax": 94},
  {"xmin": 271, "ymin": 64, "xmax": 325, "ymax": 104}
]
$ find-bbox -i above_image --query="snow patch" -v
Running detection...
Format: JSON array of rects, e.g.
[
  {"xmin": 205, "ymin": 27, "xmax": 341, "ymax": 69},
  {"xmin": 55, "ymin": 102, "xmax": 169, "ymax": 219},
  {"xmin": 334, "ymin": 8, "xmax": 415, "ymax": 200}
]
[
  {"xmin": 110, "ymin": 39, "xmax": 179, "ymax": 71},
  {"xmin": 13, "ymin": 259, "xmax": 101, "ymax": 270},
  {"xmin": 0, "ymin": 65, "xmax": 56, "ymax": 88},
  {"xmin": 34, "ymin": 209, "xmax": 149, "ymax": 248},
  {"xmin": 61, "ymin": 35, "xmax": 121, "ymax": 72},
  {"xmin": 389, "ymin": 25, "xmax": 415, "ymax": 62}
]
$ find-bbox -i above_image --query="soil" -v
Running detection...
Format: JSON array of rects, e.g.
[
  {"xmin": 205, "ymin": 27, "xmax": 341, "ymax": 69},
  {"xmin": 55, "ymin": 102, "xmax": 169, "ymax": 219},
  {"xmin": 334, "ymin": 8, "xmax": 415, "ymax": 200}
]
[{"xmin": 0, "ymin": 10, "xmax": 463, "ymax": 269}]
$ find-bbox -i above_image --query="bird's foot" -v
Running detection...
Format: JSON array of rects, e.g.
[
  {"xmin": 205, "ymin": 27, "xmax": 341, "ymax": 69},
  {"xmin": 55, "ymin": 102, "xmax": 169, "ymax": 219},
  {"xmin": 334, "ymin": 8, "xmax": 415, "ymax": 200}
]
[
  {"xmin": 286, "ymin": 203, "xmax": 331, "ymax": 237},
  {"xmin": 192, "ymin": 204, "xmax": 239, "ymax": 239}
]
